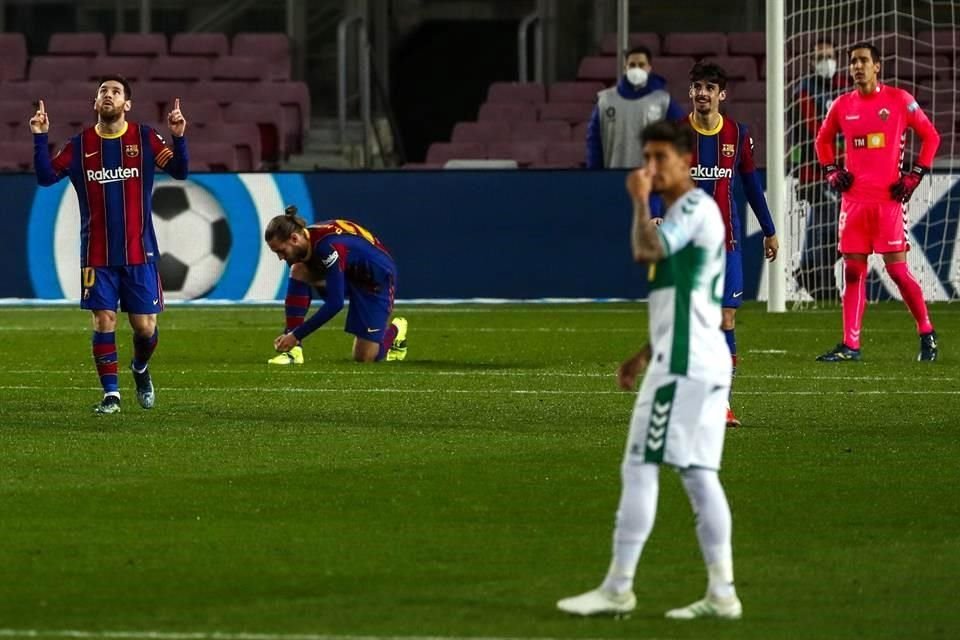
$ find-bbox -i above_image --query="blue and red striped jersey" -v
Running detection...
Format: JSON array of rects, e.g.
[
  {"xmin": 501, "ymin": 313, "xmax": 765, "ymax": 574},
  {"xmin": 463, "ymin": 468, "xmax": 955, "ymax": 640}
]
[
  {"xmin": 34, "ymin": 122, "xmax": 188, "ymax": 267},
  {"xmin": 305, "ymin": 219, "xmax": 395, "ymax": 291},
  {"xmin": 680, "ymin": 113, "xmax": 775, "ymax": 251}
]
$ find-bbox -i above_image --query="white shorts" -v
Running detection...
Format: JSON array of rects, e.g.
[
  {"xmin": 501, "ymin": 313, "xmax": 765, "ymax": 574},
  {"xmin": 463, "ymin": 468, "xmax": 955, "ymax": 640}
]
[{"xmin": 623, "ymin": 372, "xmax": 730, "ymax": 470}]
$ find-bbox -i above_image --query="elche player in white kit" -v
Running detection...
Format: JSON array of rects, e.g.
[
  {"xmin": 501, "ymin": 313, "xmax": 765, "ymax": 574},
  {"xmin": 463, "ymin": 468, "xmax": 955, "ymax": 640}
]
[{"xmin": 557, "ymin": 120, "xmax": 741, "ymax": 620}]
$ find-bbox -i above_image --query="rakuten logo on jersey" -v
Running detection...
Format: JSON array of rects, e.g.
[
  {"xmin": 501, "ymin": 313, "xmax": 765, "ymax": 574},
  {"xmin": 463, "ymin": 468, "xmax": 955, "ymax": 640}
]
[
  {"xmin": 690, "ymin": 166, "xmax": 732, "ymax": 180},
  {"xmin": 86, "ymin": 167, "xmax": 139, "ymax": 184}
]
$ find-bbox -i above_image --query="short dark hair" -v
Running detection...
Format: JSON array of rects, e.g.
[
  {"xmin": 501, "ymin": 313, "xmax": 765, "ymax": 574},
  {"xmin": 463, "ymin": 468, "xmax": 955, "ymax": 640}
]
[
  {"xmin": 625, "ymin": 45, "xmax": 652, "ymax": 62},
  {"xmin": 265, "ymin": 204, "xmax": 308, "ymax": 242},
  {"xmin": 641, "ymin": 120, "xmax": 695, "ymax": 155},
  {"xmin": 689, "ymin": 61, "xmax": 728, "ymax": 90},
  {"xmin": 98, "ymin": 74, "xmax": 132, "ymax": 100},
  {"xmin": 848, "ymin": 42, "xmax": 881, "ymax": 63}
]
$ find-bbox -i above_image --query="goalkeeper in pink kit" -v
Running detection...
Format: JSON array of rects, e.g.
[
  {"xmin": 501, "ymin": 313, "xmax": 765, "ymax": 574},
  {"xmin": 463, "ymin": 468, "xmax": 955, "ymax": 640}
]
[{"xmin": 814, "ymin": 42, "xmax": 940, "ymax": 362}]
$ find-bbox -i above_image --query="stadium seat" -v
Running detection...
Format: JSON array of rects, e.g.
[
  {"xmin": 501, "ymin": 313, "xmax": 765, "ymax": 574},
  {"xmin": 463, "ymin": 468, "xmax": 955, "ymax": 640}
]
[
  {"xmin": 728, "ymin": 32, "xmax": 766, "ymax": 56},
  {"xmin": 132, "ymin": 82, "xmax": 193, "ymax": 122},
  {"xmin": 477, "ymin": 102, "xmax": 537, "ymax": 123},
  {"xmin": 109, "ymin": 33, "xmax": 167, "ymax": 57},
  {"xmin": 425, "ymin": 142, "xmax": 486, "ymax": 164},
  {"xmin": 727, "ymin": 80, "xmax": 765, "ymax": 103},
  {"xmin": 189, "ymin": 81, "xmax": 251, "ymax": 106},
  {"xmin": 245, "ymin": 81, "xmax": 310, "ymax": 153},
  {"xmin": 664, "ymin": 32, "xmax": 728, "ymax": 57},
  {"xmin": 511, "ymin": 120, "xmax": 571, "ymax": 142},
  {"xmin": 916, "ymin": 30, "xmax": 956, "ymax": 58},
  {"xmin": 576, "ymin": 56, "xmax": 618, "ymax": 82},
  {"xmin": 223, "ymin": 102, "xmax": 285, "ymax": 162},
  {"xmin": 875, "ymin": 32, "xmax": 918, "ymax": 58},
  {"xmin": 572, "ymin": 120, "xmax": 589, "ymax": 143},
  {"xmin": 0, "ymin": 141, "xmax": 33, "ymax": 171},
  {"xmin": 653, "ymin": 56, "xmax": 697, "ymax": 91},
  {"xmin": 170, "ymin": 33, "xmax": 229, "ymax": 57},
  {"xmin": 55, "ymin": 99, "xmax": 98, "ymax": 130},
  {"xmin": 29, "ymin": 56, "xmax": 91, "ymax": 83},
  {"xmin": 163, "ymin": 98, "xmax": 222, "ymax": 128},
  {"xmin": 197, "ymin": 122, "xmax": 262, "ymax": 171},
  {"xmin": 210, "ymin": 56, "xmax": 269, "ymax": 82},
  {"xmin": 543, "ymin": 141, "xmax": 586, "ymax": 168},
  {"xmin": 147, "ymin": 57, "xmax": 212, "ymax": 82},
  {"xmin": 48, "ymin": 33, "xmax": 106, "ymax": 57},
  {"xmin": 0, "ymin": 123, "xmax": 11, "ymax": 141},
  {"xmin": 0, "ymin": 80, "xmax": 56, "ymax": 108},
  {"xmin": 56, "ymin": 82, "xmax": 97, "ymax": 101},
  {"xmin": 487, "ymin": 141, "xmax": 546, "ymax": 167},
  {"xmin": 728, "ymin": 102, "xmax": 765, "ymax": 133},
  {"xmin": 599, "ymin": 32, "xmax": 661, "ymax": 56},
  {"xmin": 90, "ymin": 56, "xmax": 153, "ymax": 82},
  {"xmin": 487, "ymin": 82, "xmax": 546, "ymax": 104},
  {"xmin": 232, "ymin": 33, "xmax": 292, "ymax": 80},
  {"xmin": 548, "ymin": 81, "xmax": 603, "ymax": 103},
  {"xmin": 188, "ymin": 142, "xmax": 237, "ymax": 171},
  {"xmin": 890, "ymin": 55, "xmax": 953, "ymax": 83},
  {"xmin": 701, "ymin": 56, "xmax": 758, "ymax": 81},
  {"xmin": 451, "ymin": 121, "xmax": 511, "ymax": 143},
  {"xmin": 538, "ymin": 102, "xmax": 593, "ymax": 125},
  {"xmin": 0, "ymin": 101, "xmax": 23, "ymax": 132},
  {"xmin": 0, "ymin": 33, "xmax": 28, "ymax": 81}
]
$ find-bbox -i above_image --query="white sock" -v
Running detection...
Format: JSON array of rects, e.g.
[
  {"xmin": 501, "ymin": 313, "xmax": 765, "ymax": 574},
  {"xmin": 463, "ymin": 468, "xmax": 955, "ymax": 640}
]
[
  {"xmin": 601, "ymin": 462, "xmax": 660, "ymax": 595},
  {"xmin": 680, "ymin": 467, "xmax": 736, "ymax": 599}
]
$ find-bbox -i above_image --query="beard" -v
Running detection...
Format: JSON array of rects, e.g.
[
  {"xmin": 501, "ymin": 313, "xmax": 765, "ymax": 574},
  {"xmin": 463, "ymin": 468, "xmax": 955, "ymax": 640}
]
[{"xmin": 97, "ymin": 105, "xmax": 122, "ymax": 123}]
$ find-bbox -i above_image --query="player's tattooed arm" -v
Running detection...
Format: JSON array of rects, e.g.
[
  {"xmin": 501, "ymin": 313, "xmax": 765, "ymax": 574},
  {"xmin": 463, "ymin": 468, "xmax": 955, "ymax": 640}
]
[
  {"xmin": 627, "ymin": 168, "xmax": 665, "ymax": 263},
  {"xmin": 617, "ymin": 343, "xmax": 653, "ymax": 391}
]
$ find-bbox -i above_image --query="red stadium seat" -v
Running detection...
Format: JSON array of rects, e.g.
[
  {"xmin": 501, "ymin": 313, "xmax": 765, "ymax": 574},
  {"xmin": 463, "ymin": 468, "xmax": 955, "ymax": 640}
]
[
  {"xmin": 451, "ymin": 121, "xmax": 511, "ymax": 143},
  {"xmin": 548, "ymin": 81, "xmax": 603, "ymax": 103},
  {"xmin": 48, "ymin": 33, "xmax": 106, "ymax": 57},
  {"xmin": 52, "ymin": 99, "xmax": 97, "ymax": 131},
  {"xmin": 188, "ymin": 142, "xmax": 237, "ymax": 171},
  {"xmin": 0, "ymin": 34, "xmax": 28, "ymax": 81},
  {"xmin": 131, "ymin": 82, "xmax": 193, "ymax": 122},
  {"xmin": 652, "ymin": 56, "xmax": 697, "ymax": 91},
  {"xmin": 170, "ymin": 33, "xmax": 229, "ymax": 57},
  {"xmin": 0, "ymin": 141, "xmax": 33, "ymax": 171},
  {"xmin": 700, "ymin": 56, "xmax": 758, "ymax": 81},
  {"xmin": 164, "ymin": 98, "xmax": 222, "ymax": 128},
  {"xmin": 543, "ymin": 141, "xmax": 586, "ymax": 168},
  {"xmin": 599, "ymin": 32, "xmax": 661, "ymax": 56},
  {"xmin": 29, "ymin": 56, "xmax": 91, "ymax": 83},
  {"xmin": 0, "ymin": 100, "xmax": 24, "ymax": 131},
  {"xmin": 224, "ymin": 102, "xmax": 285, "ymax": 162},
  {"xmin": 664, "ymin": 33, "xmax": 728, "ymax": 57},
  {"xmin": 511, "ymin": 120, "xmax": 571, "ymax": 142},
  {"xmin": 55, "ymin": 82, "xmax": 97, "ymax": 101},
  {"xmin": 728, "ymin": 32, "xmax": 766, "ymax": 56},
  {"xmin": 727, "ymin": 80, "xmax": 765, "ymax": 103},
  {"xmin": 247, "ymin": 81, "xmax": 310, "ymax": 153},
  {"xmin": 487, "ymin": 82, "xmax": 545, "ymax": 104},
  {"xmin": 576, "ymin": 56, "xmax": 618, "ymax": 82},
  {"xmin": 538, "ymin": 102, "xmax": 593, "ymax": 125},
  {"xmin": 0, "ymin": 80, "xmax": 56, "ymax": 109},
  {"xmin": 426, "ymin": 142, "xmax": 487, "ymax": 164},
  {"xmin": 210, "ymin": 56, "xmax": 269, "ymax": 82},
  {"xmin": 90, "ymin": 56, "xmax": 153, "ymax": 82},
  {"xmin": 232, "ymin": 33, "xmax": 292, "ymax": 80},
  {"xmin": 916, "ymin": 30, "xmax": 957, "ymax": 58},
  {"xmin": 109, "ymin": 33, "xmax": 167, "ymax": 57},
  {"xmin": 477, "ymin": 102, "xmax": 537, "ymax": 123},
  {"xmin": 148, "ymin": 57, "xmax": 212, "ymax": 82},
  {"xmin": 487, "ymin": 141, "xmax": 546, "ymax": 167},
  {"xmin": 572, "ymin": 120, "xmax": 589, "ymax": 143},
  {"xmin": 196, "ymin": 122, "xmax": 262, "ymax": 171},
  {"xmin": 189, "ymin": 81, "xmax": 251, "ymax": 106}
]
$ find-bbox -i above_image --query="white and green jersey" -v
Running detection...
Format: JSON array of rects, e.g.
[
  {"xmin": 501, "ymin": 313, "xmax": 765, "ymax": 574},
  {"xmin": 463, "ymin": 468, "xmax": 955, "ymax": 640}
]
[{"xmin": 647, "ymin": 188, "xmax": 731, "ymax": 382}]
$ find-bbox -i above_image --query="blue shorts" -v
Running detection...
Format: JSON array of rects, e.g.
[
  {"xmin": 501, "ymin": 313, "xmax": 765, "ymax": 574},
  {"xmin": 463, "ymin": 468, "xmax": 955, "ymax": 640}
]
[
  {"xmin": 80, "ymin": 263, "xmax": 164, "ymax": 314},
  {"xmin": 722, "ymin": 250, "xmax": 744, "ymax": 309},
  {"xmin": 344, "ymin": 272, "xmax": 396, "ymax": 341}
]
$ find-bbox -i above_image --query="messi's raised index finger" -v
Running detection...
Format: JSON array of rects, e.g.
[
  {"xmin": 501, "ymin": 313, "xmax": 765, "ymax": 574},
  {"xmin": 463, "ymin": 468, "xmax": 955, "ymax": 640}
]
[
  {"xmin": 173, "ymin": 97, "xmax": 180, "ymax": 111},
  {"xmin": 38, "ymin": 99, "xmax": 46, "ymax": 114}
]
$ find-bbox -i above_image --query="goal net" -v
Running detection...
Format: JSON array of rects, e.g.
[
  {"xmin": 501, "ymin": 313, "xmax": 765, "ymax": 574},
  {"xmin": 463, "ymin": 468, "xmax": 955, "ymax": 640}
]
[{"xmin": 782, "ymin": 0, "xmax": 959, "ymax": 306}]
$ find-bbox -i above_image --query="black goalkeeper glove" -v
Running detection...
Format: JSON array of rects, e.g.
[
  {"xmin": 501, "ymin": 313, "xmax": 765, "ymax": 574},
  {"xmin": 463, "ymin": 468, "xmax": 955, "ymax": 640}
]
[
  {"xmin": 823, "ymin": 164, "xmax": 854, "ymax": 192},
  {"xmin": 890, "ymin": 165, "xmax": 928, "ymax": 203}
]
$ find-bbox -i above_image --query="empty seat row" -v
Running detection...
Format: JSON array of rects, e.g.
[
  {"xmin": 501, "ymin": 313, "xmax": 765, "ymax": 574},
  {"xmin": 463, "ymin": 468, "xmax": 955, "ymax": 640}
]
[
  {"xmin": 425, "ymin": 141, "xmax": 585, "ymax": 168},
  {"xmin": 25, "ymin": 55, "xmax": 280, "ymax": 83}
]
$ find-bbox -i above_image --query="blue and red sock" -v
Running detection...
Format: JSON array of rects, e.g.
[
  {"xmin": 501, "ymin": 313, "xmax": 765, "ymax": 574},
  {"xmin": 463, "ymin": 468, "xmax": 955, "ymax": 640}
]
[
  {"xmin": 376, "ymin": 323, "xmax": 400, "ymax": 361},
  {"xmin": 723, "ymin": 327, "xmax": 737, "ymax": 389},
  {"xmin": 92, "ymin": 331, "xmax": 119, "ymax": 394},
  {"xmin": 284, "ymin": 278, "xmax": 311, "ymax": 336},
  {"xmin": 132, "ymin": 327, "xmax": 158, "ymax": 372}
]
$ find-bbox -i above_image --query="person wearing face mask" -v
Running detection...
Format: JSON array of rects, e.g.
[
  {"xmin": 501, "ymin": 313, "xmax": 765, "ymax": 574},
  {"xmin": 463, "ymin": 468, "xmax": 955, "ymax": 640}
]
[
  {"xmin": 586, "ymin": 46, "xmax": 685, "ymax": 169},
  {"xmin": 790, "ymin": 40, "xmax": 849, "ymax": 302}
]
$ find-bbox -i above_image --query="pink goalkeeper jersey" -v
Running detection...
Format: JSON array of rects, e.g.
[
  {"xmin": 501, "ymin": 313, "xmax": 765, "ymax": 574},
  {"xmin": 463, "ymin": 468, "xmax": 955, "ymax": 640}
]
[{"xmin": 815, "ymin": 83, "xmax": 940, "ymax": 203}]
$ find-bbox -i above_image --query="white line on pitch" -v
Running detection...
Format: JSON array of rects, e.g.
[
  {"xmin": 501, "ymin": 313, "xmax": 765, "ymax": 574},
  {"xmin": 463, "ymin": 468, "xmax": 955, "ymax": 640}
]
[{"xmin": 0, "ymin": 630, "xmax": 649, "ymax": 640}]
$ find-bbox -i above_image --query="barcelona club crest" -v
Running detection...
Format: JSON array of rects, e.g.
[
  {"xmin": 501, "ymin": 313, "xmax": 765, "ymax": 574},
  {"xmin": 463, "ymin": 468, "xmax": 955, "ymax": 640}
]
[
  {"xmin": 722, "ymin": 143, "xmax": 735, "ymax": 158},
  {"xmin": 878, "ymin": 108, "xmax": 890, "ymax": 121},
  {"xmin": 125, "ymin": 144, "xmax": 139, "ymax": 158}
]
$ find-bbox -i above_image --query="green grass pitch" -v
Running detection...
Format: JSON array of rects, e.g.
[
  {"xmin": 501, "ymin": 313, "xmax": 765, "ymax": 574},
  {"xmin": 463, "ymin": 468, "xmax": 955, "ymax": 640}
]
[{"xmin": 0, "ymin": 302, "xmax": 957, "ymax": 640}]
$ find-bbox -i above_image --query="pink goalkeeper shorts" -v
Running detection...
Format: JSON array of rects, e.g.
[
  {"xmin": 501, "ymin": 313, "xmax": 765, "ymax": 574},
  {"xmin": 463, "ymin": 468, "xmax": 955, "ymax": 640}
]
[{"xmin": 838, "ymin": 197, "xmax": 909, "ymax": 254}]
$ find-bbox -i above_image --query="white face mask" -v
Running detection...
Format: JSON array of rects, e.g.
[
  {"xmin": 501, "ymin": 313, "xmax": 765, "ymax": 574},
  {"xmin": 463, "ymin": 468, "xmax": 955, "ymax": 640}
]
[
  {"xmin": 626, "ymin": 67, "xmax": 649, "ymax": 87},
  {"xmin": 815, "ymin": 58, "xmax": 837, "ymax": 79}
]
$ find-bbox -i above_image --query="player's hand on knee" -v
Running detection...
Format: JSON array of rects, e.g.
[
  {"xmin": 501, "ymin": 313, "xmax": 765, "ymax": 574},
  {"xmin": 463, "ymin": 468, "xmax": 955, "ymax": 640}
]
[
  {"xmin": 890, "ymin": 165, "xmax": 927, "ymax": 203},
  {"xmin": 823, "ymin": 164, "xmax": 853, "ymax": 192}
]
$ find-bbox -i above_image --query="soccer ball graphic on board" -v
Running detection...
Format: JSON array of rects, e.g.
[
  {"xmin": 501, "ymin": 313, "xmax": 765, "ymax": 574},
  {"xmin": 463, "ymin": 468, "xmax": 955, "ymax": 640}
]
[{"xmin": 151, "ymin": 181, "xmax": 232, "ymax": 300}]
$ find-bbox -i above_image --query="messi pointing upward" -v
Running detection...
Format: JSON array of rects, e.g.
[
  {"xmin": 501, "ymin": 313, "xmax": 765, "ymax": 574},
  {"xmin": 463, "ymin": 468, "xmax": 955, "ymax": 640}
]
[{"xmin": 32, "ymin": 75, "xmax": 189, "ymax": 414}]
